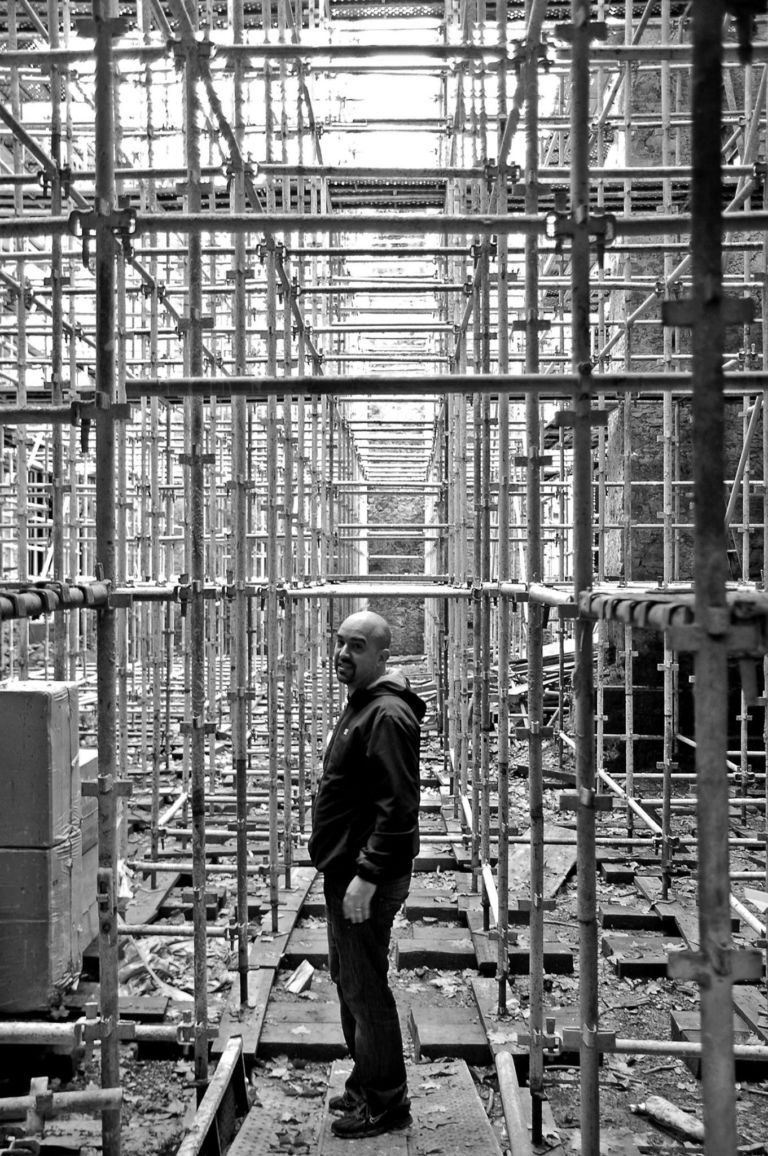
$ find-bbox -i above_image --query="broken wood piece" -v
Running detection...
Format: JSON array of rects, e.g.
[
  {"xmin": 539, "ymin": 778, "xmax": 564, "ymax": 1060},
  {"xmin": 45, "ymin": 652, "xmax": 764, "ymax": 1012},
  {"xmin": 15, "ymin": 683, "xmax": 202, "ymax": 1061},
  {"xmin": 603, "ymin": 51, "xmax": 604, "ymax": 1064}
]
[
  {"xmin": 285, "ymin": 959, "xmax": 315, "ymax": 994},
  {"xmin": 631, "ymin": 1094, "xmax": 704, "ymax": 1141}
]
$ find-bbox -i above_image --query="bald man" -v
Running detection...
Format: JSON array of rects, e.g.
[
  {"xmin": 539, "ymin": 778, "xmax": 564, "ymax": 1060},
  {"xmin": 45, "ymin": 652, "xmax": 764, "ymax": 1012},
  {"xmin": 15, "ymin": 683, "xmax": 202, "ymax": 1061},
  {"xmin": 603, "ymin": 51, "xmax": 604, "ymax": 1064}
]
[{"xmin": 309, "ymin": 611, "xmax": 427, "ymax": 1140}]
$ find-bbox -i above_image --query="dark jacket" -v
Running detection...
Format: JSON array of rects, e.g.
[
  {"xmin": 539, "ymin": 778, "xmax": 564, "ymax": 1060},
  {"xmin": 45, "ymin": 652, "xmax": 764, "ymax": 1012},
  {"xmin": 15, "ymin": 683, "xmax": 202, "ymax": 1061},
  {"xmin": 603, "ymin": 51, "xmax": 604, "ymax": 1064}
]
[{"xmin": 308, "ymin": 670, "xmax": 427, "ymax": 884}]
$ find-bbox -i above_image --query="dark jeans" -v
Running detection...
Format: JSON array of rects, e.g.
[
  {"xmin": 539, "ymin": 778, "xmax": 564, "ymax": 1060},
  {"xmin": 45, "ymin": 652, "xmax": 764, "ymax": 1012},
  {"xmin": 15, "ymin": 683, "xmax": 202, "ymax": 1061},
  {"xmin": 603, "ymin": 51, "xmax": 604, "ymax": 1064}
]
[{"xmin": 324, "ymin": 872, "xmax": 411, "ymax": 1116}]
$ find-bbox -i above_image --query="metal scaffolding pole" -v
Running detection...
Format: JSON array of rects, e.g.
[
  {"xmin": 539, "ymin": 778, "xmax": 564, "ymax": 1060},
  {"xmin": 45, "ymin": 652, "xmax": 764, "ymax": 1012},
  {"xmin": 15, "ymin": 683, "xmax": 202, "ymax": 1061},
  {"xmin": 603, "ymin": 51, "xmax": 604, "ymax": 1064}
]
[
  {"xmin": 658, "ymin": 0, "xmax": 677, "ymax": 897},
  {"xmin": 763, "ymin": 73, "xmax": 768, "ymax": 998},
  {"xmin": 265, "ymin": 50, "xmax": 282, "ymax": 930},
  {"xmin": 685, "ymin": 8, "xmax": 756, "ymax": 1153},
  {"xmin": 231, "ymin": 0, "xmax": 251, "ymax": 1007},
  {"xmin": 569, "ymin": 3, "xmax": 600, "ymax": 1153},
  {"xmin": 9, "ymin": 0, "xmax": 28, "ymax": 681},
  {"xmin": 494, "ymin": 0, "xmax": 511, "ymax": 1022},
  {"xmin": 92, "ymin": 2, "xmax": 121, "ymax": 1152},
  {"xmin": 180, "ymin": 15, "xmax": 210, "ymax": 1096},
  {"xmin": 523, "ymin": 0, "xmax": 546, "ymax": 1138}
]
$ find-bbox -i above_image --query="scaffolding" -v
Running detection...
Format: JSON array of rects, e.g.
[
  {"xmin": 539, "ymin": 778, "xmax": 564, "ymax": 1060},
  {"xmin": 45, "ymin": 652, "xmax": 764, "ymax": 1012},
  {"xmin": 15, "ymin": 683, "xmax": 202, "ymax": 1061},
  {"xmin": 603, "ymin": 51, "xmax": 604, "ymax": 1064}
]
[{"xmin": 1, "ymin": 3, "xmax": 768, "ymax": 1155}]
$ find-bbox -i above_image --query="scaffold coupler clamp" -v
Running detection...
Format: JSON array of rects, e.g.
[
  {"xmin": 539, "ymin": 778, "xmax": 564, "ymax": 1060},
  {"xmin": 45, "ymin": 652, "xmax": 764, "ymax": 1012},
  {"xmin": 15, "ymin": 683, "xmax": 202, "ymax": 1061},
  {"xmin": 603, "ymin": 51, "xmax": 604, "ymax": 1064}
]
[
  {"xmin": 80, "ymin": 1002, "xmax": 100, "ymax": 1064},
  {"xmin": 177, "ymin": 1011, "xmax": 195, "ymax": 1054},
  {"xmin": 518, "ymin": 1016, "xmax": 562, "ymax": 1054},
  {"xmin": 68, "ymin": 206, "xmax": 137, "ymax": 267},
  {"xmin": 560, "ymin": 1024, "xmax": 616, "ymax": 1055},
  {"xmin": 176, "ymin": 573, "xmax": 191, "ymax": 616},
  {"xmin": 27, "ymin": 582, "xmax": 59, "ymax": 615}
]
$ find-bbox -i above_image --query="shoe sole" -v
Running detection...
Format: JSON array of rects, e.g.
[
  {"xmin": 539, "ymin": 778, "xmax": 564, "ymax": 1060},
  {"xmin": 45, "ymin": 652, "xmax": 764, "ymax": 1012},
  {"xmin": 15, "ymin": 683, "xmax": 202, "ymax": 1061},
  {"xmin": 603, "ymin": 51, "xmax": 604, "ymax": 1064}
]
[{"xmin": 331, "ymin": 1112, "xmax": 412, "ymax": 1139}]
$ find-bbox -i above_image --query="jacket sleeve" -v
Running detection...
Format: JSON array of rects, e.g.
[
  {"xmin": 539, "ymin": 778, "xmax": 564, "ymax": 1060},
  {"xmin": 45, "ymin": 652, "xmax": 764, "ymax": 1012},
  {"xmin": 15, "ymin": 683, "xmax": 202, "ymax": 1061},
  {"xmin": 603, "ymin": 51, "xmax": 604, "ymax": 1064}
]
[{"xmin": 355, "ymin": 702, "xmax": 420, "ymax": 882}]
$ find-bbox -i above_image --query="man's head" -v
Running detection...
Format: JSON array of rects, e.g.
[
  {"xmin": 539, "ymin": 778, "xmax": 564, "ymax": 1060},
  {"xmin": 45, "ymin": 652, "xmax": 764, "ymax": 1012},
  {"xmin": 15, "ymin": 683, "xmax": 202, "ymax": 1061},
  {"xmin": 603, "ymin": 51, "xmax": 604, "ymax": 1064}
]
[{"xmin": 334, "ymin": 611, "xmax": 391, "ymax": 694}]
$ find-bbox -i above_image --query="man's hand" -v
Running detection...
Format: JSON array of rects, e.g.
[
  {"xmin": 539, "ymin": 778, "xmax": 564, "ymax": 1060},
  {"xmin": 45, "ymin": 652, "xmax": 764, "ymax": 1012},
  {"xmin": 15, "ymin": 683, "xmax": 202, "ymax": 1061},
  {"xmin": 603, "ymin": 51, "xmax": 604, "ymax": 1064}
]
[{"xmin": 343, "ymin": 876, "xmax": 377, "ymax": 923}]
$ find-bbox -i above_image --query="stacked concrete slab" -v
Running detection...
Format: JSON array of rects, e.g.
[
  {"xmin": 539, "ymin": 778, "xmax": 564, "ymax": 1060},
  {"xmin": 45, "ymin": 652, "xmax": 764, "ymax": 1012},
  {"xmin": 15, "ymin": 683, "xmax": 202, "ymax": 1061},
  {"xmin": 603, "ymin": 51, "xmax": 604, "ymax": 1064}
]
[{"xmin": 0, "ymin": 682, "xmax": 91, "ymax": 1013}]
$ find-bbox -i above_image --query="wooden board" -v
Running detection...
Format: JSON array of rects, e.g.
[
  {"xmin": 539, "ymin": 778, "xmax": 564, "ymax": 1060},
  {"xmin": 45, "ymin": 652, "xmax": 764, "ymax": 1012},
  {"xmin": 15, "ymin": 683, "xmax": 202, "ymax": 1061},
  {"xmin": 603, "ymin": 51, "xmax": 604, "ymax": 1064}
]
[
  {"xmin": 599, "ymin": 902, "xmax": 663, "ymax": 932},
  {"xmin": 258, "ymin": 1001, "xmax": 346, "ymax": 1060},
  {"xmin": 395, "ymin": 926, "xmax": 476, "ymax": 970},
  {"xmin": 408, "ymin": 1004, "xmax": 490, "ymax": 1065},
  {"xmin": 507, "ymin": 823, "xmax": 577, "ymax": 900},
  {"xmin": 64, "ymin": 991, "xmax": 169, "ymax": 1021},
  {"xmin": 731, "ymin": 987, "xmax": 768, "ymax": 1042},
  {"xmin": 653, "ymin": 900, "xmax": 701, "ymax": 948},
  {"xmin": 247, "ymin": 867, "xmax": 318, "ymax": 969},
  {"xmin": 671, "ymin": 1007, "xmax": 768, "ymax": 1080},
  {"xmin": 248, "ymin": 930, "xmax": 291, "ymax": 969},
  {"xmin": 468, "ymin": 928, "xmax": 502, "ymax": 977},
  {"xmin": 281, "ymin": 929, "xmax": 329, "ymax": 969},
  {"xmin": 415, "ymin": 849, "xmax": 461, "ymax": 872},
  {"xmin": 125, "ymin": 869, "xmax": 182, "ymax": 925},
  {"xmin": 210, "ymin": 967, "xmax": 275, "ymax": 1065},
  {"xmin": 653, "ymin": 897, "xmax": 739, "ymax": 945},
  {"xmin": 460, "ymin": 893, "xmax": 537, "ymax": 926},
  {"xmin": 602, "ymin": 933, "xmax": 686, "ymax": 978},
  {"xmin": 404, "ymin": 888, "xmax": 461, "ymax": 922},
  {"xmin": 508, "ymin": 942, "xmax": 574, "ymax": 976},
  {"xmin": 470, "ymin": 976, "xmax": 581, "ymax": 1076}
]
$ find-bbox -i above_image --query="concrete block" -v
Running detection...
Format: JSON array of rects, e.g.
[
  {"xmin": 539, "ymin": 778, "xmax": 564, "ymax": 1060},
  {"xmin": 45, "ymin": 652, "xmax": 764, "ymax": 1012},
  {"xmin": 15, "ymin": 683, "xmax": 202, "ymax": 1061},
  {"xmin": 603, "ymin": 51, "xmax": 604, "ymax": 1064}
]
[
  {"xmin": 0, "ymin": 681, "xmax": 80, "ymax": 850},
  {"xmin": 0, "ymin": 838, "xmax": 82, "ymax": 1013}
]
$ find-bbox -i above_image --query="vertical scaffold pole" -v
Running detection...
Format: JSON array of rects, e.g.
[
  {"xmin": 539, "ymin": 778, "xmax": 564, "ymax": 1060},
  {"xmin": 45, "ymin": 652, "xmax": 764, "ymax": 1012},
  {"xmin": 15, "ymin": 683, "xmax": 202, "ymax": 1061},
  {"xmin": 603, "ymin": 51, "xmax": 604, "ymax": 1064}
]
[
  {"xmin": 182, "ymin": 24, "xmax": 209, "ymax": 1095},
  {"xmin": 620, "ymin": 0, "xmax": 636, "ymax": 851},
  {"xmin": 660, "ymin": 0, "xmax": 675, "ymax": 897},
  {"xmin": 10, "ymin": 0, "xmax": 28, "ymax": 680},
  {"xmin": 494, "ymin": 0, "xmax": 510, "ymax": 1017},
  {"xmin": 231, "ymin": 0, "xmax": 251, "ymax": 1004},
  {"xmin": 690, "ymin": 6, "xmax": 740, "ymax": 1152},
  {"xmin": 93, "ymin": 1, "xmax": 121, "ymax": 1151},
  {"xmin": 524, "ymin": 2, "xmax": 545, "ymax": 1140},
  {"xmin": 47, "ymin": 0, "xmax": 66, "ymax": 678},
  {"xmin": 763, "ymin": 81, "xmax": 768, "ymax": 994},
  {"xmin": 570, "ymin": 2, "xmax": 599, "ymax": 1153}
]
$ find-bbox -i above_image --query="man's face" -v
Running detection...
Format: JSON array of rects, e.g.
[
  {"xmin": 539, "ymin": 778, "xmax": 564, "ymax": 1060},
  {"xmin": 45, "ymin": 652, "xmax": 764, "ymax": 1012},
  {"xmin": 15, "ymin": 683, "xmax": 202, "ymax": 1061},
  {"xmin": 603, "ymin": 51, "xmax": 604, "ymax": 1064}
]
[{"xmin": 334, "ymin": 618, "xmax": 387, "ymax": 693}]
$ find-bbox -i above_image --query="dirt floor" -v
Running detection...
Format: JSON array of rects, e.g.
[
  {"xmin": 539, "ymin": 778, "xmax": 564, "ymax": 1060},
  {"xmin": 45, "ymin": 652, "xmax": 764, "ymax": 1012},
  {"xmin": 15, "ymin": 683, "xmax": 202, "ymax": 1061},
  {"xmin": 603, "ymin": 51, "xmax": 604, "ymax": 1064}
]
[
  {"xmin": 3, "ymin": 743, "xmax": 768, "ymax": 1154},
  {"xmin": 18, "ymin": 889, "xmax": 768, "ymax": 1156}
]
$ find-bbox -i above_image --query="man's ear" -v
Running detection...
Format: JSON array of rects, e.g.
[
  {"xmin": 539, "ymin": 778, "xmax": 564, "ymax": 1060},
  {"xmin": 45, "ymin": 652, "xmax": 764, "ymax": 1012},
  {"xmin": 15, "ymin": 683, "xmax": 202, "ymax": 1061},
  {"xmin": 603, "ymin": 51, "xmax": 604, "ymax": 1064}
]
[{"xmin": 380, "ymin": 648, "xmax": 390, "ymax": 666}]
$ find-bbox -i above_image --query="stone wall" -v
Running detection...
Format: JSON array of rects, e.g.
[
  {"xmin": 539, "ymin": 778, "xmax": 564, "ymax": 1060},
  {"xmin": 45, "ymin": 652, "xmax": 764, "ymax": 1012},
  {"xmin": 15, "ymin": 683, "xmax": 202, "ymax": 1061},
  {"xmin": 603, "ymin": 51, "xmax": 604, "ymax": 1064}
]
[
  {"xmin": 366, "ymin": 490, "xmax": 425, "ymax": 656},
  {"xmin": 603, "ymin": 397, "xmax": 764, "ymax": 583}
]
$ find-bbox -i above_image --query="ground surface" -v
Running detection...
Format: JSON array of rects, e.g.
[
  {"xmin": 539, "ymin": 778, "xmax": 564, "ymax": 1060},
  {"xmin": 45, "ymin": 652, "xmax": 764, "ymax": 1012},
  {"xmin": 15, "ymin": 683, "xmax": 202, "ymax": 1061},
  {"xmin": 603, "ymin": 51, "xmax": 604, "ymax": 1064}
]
[{"xmin": 3, "ymin": 737, "xmax": 768, "ymax": 1154}]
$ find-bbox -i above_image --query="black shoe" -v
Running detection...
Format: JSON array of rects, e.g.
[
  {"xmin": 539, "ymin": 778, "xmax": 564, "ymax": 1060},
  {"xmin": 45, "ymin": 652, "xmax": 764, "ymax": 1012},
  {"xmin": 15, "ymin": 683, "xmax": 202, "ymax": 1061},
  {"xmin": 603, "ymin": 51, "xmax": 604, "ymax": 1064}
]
[
  {"xmin": 330, "ymin": 1102, "xmax": 412, "ymax": 1140},
  {"xmin": 328, "ymin": 1090, "xmax": 363, "ymax": 1114}
]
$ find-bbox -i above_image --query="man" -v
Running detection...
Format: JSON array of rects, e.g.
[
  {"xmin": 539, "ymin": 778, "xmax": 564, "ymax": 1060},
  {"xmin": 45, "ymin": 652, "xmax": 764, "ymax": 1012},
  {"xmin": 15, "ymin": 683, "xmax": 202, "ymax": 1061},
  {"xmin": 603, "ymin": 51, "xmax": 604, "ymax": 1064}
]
[{"xmin": 308, "ymin": 610, "xmax": 426, "ymax": 1140}]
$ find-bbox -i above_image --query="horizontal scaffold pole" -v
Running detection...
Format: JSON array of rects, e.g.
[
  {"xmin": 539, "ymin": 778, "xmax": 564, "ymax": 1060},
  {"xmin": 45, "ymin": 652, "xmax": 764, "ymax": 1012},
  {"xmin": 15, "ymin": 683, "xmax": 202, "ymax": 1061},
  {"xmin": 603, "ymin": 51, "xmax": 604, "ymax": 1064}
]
[{"xmin": 6, "ymin": 208, "xmax": 768, "ymax": 242}]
